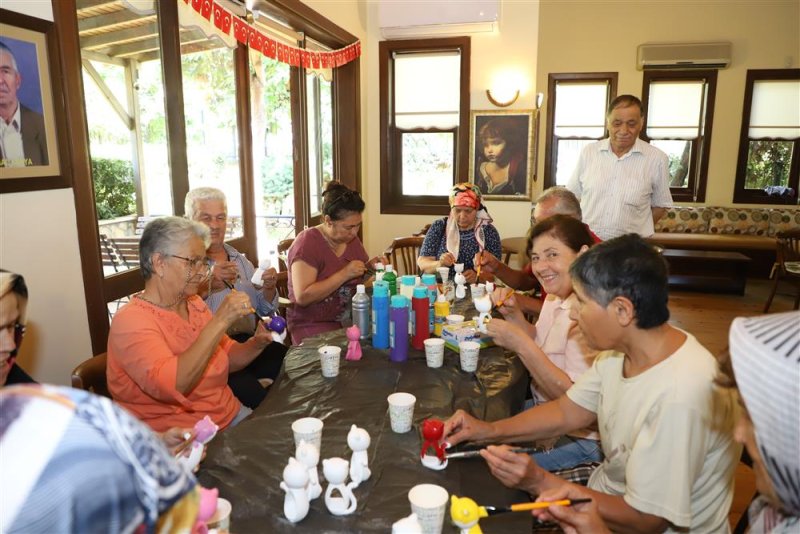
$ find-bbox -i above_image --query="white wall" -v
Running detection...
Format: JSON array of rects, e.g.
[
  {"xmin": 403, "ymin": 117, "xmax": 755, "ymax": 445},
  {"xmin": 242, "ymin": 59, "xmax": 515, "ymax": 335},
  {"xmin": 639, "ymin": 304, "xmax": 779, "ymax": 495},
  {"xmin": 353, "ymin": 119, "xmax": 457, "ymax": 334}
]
[{"xmin": 1, "ymin": 1, "xmax": 93, "ymax": 385}]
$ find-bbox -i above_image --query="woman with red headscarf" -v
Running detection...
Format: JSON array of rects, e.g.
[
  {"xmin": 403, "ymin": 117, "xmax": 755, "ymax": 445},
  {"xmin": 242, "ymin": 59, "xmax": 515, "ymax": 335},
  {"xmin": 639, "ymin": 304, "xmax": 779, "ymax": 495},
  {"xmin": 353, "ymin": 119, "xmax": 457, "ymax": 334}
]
[{"xmin": 417, "ymin": 183, "xmax": 502, "ymax": 284}]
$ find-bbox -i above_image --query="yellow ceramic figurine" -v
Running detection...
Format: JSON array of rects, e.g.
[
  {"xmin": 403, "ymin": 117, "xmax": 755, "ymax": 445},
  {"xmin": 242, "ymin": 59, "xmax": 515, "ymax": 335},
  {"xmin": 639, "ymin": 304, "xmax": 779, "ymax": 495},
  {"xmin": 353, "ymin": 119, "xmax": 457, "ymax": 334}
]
[{"xmin": 450, "ymin": 495, "xmax": 488, "ymax": 534}]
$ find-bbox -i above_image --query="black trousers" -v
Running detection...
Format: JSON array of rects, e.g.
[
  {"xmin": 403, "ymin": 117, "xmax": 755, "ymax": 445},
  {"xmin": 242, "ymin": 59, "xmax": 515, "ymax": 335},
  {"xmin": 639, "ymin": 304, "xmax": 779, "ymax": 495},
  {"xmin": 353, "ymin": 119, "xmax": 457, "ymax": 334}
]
[{"xmin": 228, "ymin": 334, "xmax": 288, "ymax": 409}]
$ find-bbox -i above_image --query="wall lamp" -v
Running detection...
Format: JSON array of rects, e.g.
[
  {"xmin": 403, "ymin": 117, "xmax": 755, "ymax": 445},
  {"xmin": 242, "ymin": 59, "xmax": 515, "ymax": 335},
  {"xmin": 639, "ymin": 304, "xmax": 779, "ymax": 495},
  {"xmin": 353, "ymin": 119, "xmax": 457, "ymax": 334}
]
[{"xmin": 486, "ymin": 88, "xmax": 520, "ymax": 108}]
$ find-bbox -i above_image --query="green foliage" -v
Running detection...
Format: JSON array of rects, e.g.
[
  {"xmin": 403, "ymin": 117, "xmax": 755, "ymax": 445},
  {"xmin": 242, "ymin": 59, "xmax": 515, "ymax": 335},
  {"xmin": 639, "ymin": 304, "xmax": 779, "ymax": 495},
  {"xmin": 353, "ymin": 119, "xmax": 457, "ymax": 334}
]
[
  {"xmin": 745, "ymin": 140, "xmax": 793, "ymax": 189},
  {"xmin": 260, "ymin": 155, "xmax": 294, "ymax": 213},
  {"xmin": 91, "ymin": 157, "xmax": 136, "ymax": 219}
]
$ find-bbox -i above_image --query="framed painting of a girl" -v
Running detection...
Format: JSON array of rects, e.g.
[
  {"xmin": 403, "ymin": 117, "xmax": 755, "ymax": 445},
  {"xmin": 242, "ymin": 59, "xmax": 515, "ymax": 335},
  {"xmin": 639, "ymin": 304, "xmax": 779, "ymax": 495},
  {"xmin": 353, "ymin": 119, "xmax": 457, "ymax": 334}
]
[{"xmin": 468, "ymin": 110, "xmax": 534, "ymax": 200}]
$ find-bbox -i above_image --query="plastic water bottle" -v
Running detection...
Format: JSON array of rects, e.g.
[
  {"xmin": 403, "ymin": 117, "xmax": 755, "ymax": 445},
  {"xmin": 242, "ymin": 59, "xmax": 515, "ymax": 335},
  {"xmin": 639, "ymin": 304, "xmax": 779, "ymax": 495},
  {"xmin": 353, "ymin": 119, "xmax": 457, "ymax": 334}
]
[
  {"xmin": 383, "ymin": 265, "xmax": 397, "ymax": 296},
  {"xmin": 411, "ymin": 286, "xmax": 430, "ymax": 350},
  {"xmin": 389, "ymin": 295, "xmax": 409, "ymax": 362},
  {"xmin": 352, "ymin": 284, "xmax": 371, "ymax": 340},
  {"xmin": 372, "ymin": 281, "xmax": 390, "ymax": 349}
]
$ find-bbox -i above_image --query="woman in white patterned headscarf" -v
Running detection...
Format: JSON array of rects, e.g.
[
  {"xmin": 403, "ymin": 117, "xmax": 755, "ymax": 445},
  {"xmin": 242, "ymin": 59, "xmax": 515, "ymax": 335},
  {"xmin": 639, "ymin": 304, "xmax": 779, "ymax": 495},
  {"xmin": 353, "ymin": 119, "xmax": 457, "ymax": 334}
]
[{"xmin": 727, "ymin": 311, "xmax": 800, "ymax": 533}]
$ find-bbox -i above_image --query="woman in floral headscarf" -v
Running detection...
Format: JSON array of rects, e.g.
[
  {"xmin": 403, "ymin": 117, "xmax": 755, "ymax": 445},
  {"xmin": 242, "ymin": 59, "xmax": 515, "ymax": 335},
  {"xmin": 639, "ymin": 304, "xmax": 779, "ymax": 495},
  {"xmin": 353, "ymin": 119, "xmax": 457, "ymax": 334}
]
[{"xmin": 417, "ymin": 183, "xmax": 502, "ymax": 284}]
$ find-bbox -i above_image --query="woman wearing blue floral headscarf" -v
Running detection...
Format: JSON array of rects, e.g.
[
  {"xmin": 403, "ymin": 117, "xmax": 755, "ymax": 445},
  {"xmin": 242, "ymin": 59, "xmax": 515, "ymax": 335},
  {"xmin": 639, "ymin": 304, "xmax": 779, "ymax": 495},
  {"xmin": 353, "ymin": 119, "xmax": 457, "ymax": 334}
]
[{"xmin": 417, "ymin": 182, "xmax": 502, "ymax": 284}]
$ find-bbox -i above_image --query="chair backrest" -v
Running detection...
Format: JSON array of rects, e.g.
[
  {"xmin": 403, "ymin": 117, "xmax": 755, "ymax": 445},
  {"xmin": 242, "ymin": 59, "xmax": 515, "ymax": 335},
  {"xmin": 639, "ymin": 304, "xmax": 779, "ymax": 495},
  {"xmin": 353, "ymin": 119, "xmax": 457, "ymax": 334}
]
[
  {"xmin": 99, "ymin": 234, "xmax": 120, "ymax": 272},
  {"xmin": 71, "ymin": 352, "xmax": 110, "ymax": 398},
  {"xmin": 384, "ymin": 236, "xmax": 425, "ymax": 276},
  {"xmin": 111, "ymin": 237, "xmax": 141, "ymax": 270},
  {"xmin": 501, "ymin": 236, "xmax": 528, "ymax": 268},
  {"xmin": 413, "ymin": 223, "xmax": 432, "ymax": 237},
  {"xmin": 777, "ymin": 229, "xmax": 800, "ymax": 265},
  {"xmin": 277, "ymin": 238, "xmax": 294, "ymax": 272}
]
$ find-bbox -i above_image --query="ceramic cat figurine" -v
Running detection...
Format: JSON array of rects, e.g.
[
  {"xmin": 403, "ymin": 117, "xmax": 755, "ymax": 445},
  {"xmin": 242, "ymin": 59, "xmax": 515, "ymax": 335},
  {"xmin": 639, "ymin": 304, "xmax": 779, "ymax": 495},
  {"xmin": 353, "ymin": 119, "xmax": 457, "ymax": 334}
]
[
  {"xmin": 176, "ymin": 415, "xmax": 218, "ymax": 473},
  {"xmin": 450, "ymin": 495, "xmax": 488, "ymax": 534},
  {"xmin": 345, "ymin": 325, "xmax": 362, "ymax": 361},
  {"xmin": 295, "ymin": 439, "xmax": 322, "ymax": 500},
  {"xmin": 392, "ymin": 512, "xmax": 424, "ymax": 533},
  {"xmin": 473, "ymin": 294, "xmax": 493, "ymax": 334},
  {"xmin": 280, "ymin": 457, "xmax": 310, "ymax": 523},
  {"xmin": 454, "ymin": 263, "xmax": 467, "ymax": 300},
  {"xmin": 347, "ymin": 424, "xmax": 371, "ymax": 487},
  {"xmin": 322, "ymin": 457, "xmax": 357, "ymax": 516}
]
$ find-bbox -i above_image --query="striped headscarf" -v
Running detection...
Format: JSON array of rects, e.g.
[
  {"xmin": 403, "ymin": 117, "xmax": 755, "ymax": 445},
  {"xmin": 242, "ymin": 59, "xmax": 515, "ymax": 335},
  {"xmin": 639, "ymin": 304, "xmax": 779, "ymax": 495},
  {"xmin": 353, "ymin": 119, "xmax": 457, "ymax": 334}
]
[
  {"xmin": 446, "ymin": 183, "xmax": 493, "ymax": 261},
  {"xmin": 729, "ymin": 311, "xmax": 800, "ymax": 516}
]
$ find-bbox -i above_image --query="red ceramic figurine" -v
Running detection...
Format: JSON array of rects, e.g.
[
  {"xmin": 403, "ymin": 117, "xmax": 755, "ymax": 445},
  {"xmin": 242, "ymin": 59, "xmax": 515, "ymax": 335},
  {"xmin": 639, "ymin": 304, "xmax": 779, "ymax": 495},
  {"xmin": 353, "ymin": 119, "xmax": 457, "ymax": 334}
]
[{"xmin": 420, "ymin": 418, "xmax": 447, "ymax": 464}]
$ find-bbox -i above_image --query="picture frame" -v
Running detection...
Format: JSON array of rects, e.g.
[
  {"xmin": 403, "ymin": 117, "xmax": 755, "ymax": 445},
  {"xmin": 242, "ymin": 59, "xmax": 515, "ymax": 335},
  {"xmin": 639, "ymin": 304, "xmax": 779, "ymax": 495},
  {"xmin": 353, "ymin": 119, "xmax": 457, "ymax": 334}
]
[
  {"xmin": 469, "ymin": 109, "xmax": 534, "ymax": 200},
  {"xmin": 0, "ymin": 8, "xmax": 71, "ymax": 193}
]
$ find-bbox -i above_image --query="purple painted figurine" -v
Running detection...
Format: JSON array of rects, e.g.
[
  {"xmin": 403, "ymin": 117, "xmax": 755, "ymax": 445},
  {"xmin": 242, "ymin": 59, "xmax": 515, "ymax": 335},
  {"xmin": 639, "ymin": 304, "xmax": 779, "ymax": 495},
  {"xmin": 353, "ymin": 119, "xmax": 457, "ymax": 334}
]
[{"xmin": 346, "ymin": 324, "xmax": 362, "ymax": 361}]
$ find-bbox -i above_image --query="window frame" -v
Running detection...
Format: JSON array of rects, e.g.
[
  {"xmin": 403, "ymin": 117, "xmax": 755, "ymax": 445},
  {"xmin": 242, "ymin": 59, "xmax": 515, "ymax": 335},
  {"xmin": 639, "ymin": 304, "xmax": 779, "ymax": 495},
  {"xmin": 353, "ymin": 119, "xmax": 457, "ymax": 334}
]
[
  {"xmin": 379, "ymin": 37, "xmax": 470, "ymax": 215},
  {"xmin": 58, "ymin": 0, "xmax": 361, "ymax": 353},
  {"xmin": 641, "ymin": 69, "xmax": 718, "ymax": 203},
  {"xmin": 733, "ymin": 68, "xmax": 800, "ymax": 205},
  {"xmin": 543, "ymin": 72, "xmax": 618, "ymax": 188}
]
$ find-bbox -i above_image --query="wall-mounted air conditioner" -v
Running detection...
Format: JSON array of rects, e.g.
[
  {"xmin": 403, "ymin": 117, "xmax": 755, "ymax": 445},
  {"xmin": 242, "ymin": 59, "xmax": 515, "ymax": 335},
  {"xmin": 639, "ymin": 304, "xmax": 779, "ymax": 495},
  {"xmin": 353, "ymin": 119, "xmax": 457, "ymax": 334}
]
[
  {"xmin": 637, "ymin": 42, "xmax": 732, "ymax": 70},
  {"xmin": 379, "ymin": 0, "xmax": 500, "ymax": 39}
]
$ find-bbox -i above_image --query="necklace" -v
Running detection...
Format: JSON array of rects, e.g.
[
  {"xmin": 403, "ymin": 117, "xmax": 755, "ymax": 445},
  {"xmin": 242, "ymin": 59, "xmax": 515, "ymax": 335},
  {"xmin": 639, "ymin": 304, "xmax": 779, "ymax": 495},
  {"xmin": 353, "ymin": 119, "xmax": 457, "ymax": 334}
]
[{"xmin": 135, "ymin": 291, "xmax": 184, "ymax": 310}]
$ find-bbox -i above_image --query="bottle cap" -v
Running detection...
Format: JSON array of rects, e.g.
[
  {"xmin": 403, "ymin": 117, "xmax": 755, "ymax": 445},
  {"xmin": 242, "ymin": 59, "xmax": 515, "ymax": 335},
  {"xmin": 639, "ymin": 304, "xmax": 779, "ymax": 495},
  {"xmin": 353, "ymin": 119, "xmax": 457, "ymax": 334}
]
[
  {"xmin": 413, "ymin": 286, "xmax": 428, "ymax": 299},
  {"xmin": 390, "ymin": 295, "xmax": 408, "ymax": 308},
  {"xmin": 375, "ymin": 262, "xmax": 384, "ymax": 271},
  {"xmin": 373, "ymin": 282, "xmax": 389, "ymax": 297},
  {"xmin": 386, "ymin": 265, "xmax": 394, "ymax": 273},
  {"xmin": 401, "ymin": 275, "xmax": 416, "ymax": 286},
  {"xmin": 356, "ymin": 284, "xmax": 366, "ymax": 294},
  {"xmin": 421, "ymin": 274, "xmax": 436, "ymax": 285}
]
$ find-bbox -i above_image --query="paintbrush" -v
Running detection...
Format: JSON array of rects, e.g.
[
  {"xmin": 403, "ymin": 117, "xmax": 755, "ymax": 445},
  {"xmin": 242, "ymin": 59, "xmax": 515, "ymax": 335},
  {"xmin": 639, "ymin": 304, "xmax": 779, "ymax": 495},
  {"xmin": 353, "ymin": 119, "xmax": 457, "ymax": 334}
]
[
  {"xmin": 482, "ymin": 498, "xmax": 592, "ymax": 515},
  {"xmin": 445, "ymin": 446, "xmax": 537, "ymax": 459},
  {"xmin": 493, "ymin": 288, "xmax": 514, "ymax": 310},
  {"xmin": 222, "ymin": 279, "xmax": 263, "ymax": 326},
  {"xmin": 173, "ymin": 432, "xmax": 196, "ymax": 457}
]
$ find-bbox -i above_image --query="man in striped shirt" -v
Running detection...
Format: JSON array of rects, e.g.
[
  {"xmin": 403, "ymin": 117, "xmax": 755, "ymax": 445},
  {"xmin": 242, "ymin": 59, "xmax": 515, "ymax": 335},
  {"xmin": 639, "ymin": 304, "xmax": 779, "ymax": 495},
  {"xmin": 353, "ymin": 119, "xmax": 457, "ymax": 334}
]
[{"xmin": 567, "ymin": 95, "xmax": 673, "ymax": 241}]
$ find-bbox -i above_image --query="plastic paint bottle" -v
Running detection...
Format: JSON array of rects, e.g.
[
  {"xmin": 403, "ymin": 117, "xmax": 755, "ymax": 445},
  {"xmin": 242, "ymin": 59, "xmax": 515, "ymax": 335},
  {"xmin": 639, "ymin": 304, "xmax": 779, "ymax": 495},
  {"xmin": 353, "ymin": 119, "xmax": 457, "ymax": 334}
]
[
  {"xmin": 372, "ymin": 281, "xmax": 390, "ymax": 349},
  {"xmin": 421, "ymin": 273, "xmax": 437, "ymax": 333},
  {"xmin": 411, "ymin": 286, "xmax": 430, "ymax": 350},
  {"xmin": 383, "ymin": 265, "xmax": 397, "ymax": 296},
  {"xmin": 352, "ymin": 284, "xmax": 371, "ymax": 340},
  {"xmin": 389, "ymin": 295, "xmax": 409, "ymax": 362},
  {"xmin": 433, "ymin": 294, "xmax": 450, "ymax": 337}
]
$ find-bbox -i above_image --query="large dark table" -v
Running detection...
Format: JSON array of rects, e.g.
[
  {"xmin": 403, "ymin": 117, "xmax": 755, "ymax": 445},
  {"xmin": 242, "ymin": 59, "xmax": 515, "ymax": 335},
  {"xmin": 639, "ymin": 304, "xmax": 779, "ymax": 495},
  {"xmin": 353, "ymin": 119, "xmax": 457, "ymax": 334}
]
[{"xmin": 199, "ymin": 325, "xmax": 531, "ymax": 533}]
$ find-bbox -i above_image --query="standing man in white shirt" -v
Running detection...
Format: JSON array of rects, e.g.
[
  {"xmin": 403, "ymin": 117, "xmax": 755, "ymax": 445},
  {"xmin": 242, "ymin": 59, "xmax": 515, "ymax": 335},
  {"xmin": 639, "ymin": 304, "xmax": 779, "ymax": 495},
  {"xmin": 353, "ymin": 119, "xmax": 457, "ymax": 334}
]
[
  {"xmin": 0, "ymin": 41, "xmax": 48, "ymax": 167},
  {"xmin": 567, "ymin": 95, "xmax": 672, "ymax": 240}
]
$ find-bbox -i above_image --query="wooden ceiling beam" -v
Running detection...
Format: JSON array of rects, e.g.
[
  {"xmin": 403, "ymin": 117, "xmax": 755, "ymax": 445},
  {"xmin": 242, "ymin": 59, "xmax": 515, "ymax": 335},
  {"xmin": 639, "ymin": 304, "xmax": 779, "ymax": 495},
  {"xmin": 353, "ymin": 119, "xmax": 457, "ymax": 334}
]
[{"xmin": 81, "ymin": 22, "xmax": 158, "ymax": 50}]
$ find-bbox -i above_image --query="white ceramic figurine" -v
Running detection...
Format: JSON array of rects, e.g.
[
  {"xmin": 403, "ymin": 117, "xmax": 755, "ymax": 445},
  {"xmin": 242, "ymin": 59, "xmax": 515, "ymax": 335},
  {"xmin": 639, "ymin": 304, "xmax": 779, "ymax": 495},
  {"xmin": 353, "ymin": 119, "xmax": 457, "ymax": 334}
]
[
  {"xmin": 280, "ymin": 457, "xmax": 310, "ymax": 523},
  {"xmin": 347, "ymin": 424, "xmax": 371, "ymax": 487},
  {"xmin": 322, "ymin": 457, "xmax": 357, "ymax": 516},
  {"xmin": 295, "ymin": 439, "xmax": 322, "ymax": 500}
]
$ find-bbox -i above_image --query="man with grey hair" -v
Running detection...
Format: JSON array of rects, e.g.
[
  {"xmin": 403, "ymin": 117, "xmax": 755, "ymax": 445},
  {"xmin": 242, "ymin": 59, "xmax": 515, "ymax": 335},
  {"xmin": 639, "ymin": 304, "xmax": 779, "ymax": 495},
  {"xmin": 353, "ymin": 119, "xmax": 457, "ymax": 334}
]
[
  {"xmin": 567, "ymin": 95, "xmax": 672, "ymax": 240},
  {"xmin": 475, "ymin": 186, "xmax": 600, "ymax": 314},
  {"xmin": 186, "ymin": 187, "xmax": 286, "ymax": 409},
  {"xmin": 0, "ymin": 41, "xmax": 48, "ymax": 167}
]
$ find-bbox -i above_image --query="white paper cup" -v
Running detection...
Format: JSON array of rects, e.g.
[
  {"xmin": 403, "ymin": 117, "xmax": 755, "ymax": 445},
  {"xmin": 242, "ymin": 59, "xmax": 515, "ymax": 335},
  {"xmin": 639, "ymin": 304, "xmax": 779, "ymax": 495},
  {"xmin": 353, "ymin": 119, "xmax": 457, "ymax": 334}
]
[
  {"xmin": 459, "ymin": 341, "xmax": 480, "ymax": 373},
  {"xmin": 292, "ymin": 417, "xmax": 323, "ymax": 451},
  {"xmin": 437, "ymin": 267, "xmax": 450, "ymax": 283},
  {"xmin": 408, "ymin": 484, "xmax": 448, "ymax": 534},
  {"xmin": 387, "ymin": 392, "xmax": 416, "ymax": 433},
  {"xmin": 446, "ymin": 314, "xmax": 464, "ymax": 325},
  {"xmin": 423, "ymin": 338, "xmax": 446, "ymax": 368},
  {"xmin": 319, "ymin": 345, "xmax": 341, "ymax": 377},
  {"xmin": 207, "ymin": 497, "xmax": 232, "ymax": 531}
]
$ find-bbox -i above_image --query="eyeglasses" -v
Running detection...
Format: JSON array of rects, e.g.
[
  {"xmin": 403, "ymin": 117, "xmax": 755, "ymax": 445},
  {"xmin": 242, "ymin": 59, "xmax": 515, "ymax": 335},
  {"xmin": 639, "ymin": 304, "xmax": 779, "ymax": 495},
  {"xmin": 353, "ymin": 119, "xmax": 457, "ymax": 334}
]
[{"xmin": 169, "ymin": 254, "xmax": 212, "ymax": 274}]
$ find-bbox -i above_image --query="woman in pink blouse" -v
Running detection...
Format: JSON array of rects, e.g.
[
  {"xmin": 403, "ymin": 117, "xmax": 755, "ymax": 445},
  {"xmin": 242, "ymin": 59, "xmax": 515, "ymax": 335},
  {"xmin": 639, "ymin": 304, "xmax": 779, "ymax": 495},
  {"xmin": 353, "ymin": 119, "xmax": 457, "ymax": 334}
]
[
  {"xmin": 487, "ymin": 215, "xmax": 600, "ymax": 471},
  {"xmin": 287, "ymin": 182, "xmax": 386, "ymax": 345}
]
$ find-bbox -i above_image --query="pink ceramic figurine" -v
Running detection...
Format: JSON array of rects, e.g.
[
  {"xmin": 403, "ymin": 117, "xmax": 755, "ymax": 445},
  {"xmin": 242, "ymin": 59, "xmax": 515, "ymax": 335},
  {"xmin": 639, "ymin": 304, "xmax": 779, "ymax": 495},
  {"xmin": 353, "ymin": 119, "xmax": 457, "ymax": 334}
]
[{"xmin": 346, "ymin": 325, "xmax": 362, "ymax": 361}]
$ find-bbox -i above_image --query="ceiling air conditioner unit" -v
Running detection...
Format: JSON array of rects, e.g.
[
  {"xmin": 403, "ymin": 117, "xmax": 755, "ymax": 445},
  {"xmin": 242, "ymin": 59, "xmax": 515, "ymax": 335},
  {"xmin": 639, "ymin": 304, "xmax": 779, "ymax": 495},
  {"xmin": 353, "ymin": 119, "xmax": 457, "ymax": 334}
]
[
  {"xmin": 637, "ymin": 41, "xmax": 732, "ymax": 70},
  {"xmin": 379, "ymin": 0, "xmax": 499, "ymax": 39}
]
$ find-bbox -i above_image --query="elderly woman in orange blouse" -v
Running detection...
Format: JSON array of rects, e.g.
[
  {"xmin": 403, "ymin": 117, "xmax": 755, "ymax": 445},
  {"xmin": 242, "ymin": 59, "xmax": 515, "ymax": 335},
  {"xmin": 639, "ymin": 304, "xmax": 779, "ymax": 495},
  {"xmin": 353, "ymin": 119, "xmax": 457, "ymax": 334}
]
[{"xmin": 108, "ymin": 217, "xmax": 275, "ymax": 432}]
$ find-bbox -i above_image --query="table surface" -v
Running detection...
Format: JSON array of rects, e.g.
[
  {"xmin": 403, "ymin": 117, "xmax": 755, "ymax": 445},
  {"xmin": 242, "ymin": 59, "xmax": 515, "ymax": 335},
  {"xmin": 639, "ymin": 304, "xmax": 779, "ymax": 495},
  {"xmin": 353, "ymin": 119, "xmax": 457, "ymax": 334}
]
[{"xmin": 199, "ymin": 322, "xmax": 532, "ymax": 533}]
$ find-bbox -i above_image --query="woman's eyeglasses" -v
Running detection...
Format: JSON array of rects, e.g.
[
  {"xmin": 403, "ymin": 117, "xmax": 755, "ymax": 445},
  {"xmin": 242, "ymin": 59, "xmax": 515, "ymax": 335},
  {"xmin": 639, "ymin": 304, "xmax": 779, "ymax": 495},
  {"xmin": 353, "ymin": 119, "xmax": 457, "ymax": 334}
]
[{"xmin": 169, "ymin": 255, "xmax": 212, "ymax": 277}]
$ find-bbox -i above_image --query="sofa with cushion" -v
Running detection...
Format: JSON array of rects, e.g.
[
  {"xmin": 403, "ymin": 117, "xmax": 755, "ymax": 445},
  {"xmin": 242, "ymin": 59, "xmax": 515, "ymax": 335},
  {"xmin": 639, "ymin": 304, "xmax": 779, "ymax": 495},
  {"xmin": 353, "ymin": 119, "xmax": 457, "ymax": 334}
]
[{"xmin": 646, "ymin": 206, "xmax": 799, "ymax": 277}]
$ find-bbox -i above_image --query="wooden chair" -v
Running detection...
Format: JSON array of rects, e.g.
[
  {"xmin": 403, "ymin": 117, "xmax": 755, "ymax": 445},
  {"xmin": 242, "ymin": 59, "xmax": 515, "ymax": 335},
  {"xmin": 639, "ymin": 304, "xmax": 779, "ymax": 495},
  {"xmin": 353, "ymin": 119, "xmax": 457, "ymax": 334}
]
[
  {"xmin": 413, "ymin": 223, "xmax": 431, "ymax": 236},
  {"xmin": 384, "ymin": 236, "xmax": 425, "ymax": 276},
  {"xmin": 71, "ymin": 352, "xmax": 110, "ymax": 398},
  {"xmin": 501, "ymin": 236, "xmax": 528, "ymax": 268},
  {"xmin": 99, "ymin": 234, "xmax": 120, "ymax": 272},
  {"xmin": 763, "ymin": 228, "xmax": 800, "ymax": 312},
  {"xmin": 110, "ymin": 237, "xmax": 141, "ymax": 270},
  {"xmin": 277, "ymin": 238, "xmax": 294, "ymax": 272}
]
